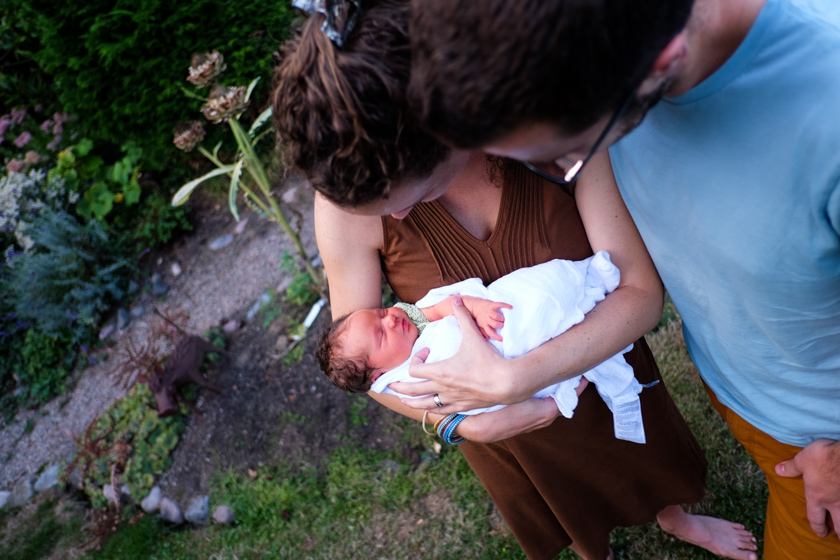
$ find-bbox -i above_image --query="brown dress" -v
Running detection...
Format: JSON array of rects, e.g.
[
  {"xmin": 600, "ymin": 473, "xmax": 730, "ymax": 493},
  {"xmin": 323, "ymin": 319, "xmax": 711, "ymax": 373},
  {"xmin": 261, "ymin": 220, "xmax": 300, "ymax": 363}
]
[{"xmin": 380, "ymin": 162, "xmax": 707, "ymax": 560}]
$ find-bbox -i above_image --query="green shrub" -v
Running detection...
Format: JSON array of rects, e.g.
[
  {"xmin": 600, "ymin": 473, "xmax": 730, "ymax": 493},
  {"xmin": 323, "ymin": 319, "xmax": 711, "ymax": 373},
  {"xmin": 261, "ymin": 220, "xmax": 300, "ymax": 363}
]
[
  {"xmin": 11, "ymin": 0, "xmax": 296, "ymax": 173},
  {"xmin": 7, "ymin": 206, "xmax": 130, "ymax": 339},
  {"xmin": 14, "ymin": 329, "xmax": 76, "ymax": 405}
]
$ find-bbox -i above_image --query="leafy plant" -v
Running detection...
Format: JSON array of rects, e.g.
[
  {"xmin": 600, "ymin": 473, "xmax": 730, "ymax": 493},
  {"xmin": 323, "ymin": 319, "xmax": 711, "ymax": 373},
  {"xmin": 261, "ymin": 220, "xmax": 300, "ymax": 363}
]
[
  {"xmin": 8, "ymin": 0, "xmax": 295, "ymax": 173},
  {"xmin": 280, "ymin": 250, "xmax": 318, "ymax": 307},
  {"xmin": 14, "ymin": 328, "xmax": 77, "ymax": 405},
  {"xmin": 64, "ymin": 383, "xmax": 186, "ymax": 509},
  {"xmin": 172, "ymin": 55, "xmax": 325, "ymax": 296}
]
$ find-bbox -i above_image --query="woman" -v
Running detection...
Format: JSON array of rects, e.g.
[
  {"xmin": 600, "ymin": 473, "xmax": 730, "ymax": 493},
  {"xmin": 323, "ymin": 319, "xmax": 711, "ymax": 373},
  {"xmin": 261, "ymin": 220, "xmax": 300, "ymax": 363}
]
[{"xmin": 272, "ymin": 2, "xmax": 756, "ymax": 559}]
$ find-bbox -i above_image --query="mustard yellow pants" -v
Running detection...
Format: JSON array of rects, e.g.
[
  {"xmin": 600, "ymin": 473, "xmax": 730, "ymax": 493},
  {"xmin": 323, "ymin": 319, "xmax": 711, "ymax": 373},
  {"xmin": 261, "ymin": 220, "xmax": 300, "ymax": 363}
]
[{"xmin": 705, "ymin": 385, "xmax": 840, "ymax": 559}]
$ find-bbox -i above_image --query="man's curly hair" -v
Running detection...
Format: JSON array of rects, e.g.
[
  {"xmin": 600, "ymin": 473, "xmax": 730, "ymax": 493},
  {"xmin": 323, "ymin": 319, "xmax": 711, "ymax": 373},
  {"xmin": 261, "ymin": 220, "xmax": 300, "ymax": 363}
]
[
  {"xmin": 272, "ymin": 0, "xmax": 450, "ymax": 208},
  {"xmin": 315, "ymin": 314, "xmax": 377, "ymax": 393}
]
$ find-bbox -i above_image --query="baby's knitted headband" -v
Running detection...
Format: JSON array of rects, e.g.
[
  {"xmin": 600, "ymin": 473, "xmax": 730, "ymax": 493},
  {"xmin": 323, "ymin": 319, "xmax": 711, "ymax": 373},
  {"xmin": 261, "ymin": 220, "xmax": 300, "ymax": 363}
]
[{"xmin": 293, "ymin": 0, "xmax": 362, "ymax": 49}]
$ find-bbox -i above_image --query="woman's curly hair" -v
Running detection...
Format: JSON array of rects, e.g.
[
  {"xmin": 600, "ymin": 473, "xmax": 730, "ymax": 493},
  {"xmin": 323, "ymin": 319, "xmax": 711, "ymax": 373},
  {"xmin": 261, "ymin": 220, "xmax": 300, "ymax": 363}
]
[
  {"xmin": 315, "ymin": 314, "xmax": 377, "ymax": 393},
  {"xmin": 272, "ymin": 0, "xmax": 450, "ymax": 208}
]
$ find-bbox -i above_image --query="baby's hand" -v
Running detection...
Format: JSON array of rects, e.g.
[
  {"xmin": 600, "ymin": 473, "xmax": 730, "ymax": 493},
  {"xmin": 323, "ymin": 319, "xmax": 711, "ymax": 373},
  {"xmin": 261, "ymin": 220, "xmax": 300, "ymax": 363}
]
[{"xmin": 465, "ymin": 297, "xmax": 512, "ymax": 342}]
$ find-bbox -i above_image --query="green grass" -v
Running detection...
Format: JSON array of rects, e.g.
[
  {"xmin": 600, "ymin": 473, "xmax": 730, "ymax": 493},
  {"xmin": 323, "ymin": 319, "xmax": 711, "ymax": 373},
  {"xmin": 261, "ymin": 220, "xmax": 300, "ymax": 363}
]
[
  {"xmin": 0, "ymin": 495, "xmax": 86, "ymax": 560},
  {"xmin": 2, "ymin": 317, "xmax": 768, "ymax": 559}
]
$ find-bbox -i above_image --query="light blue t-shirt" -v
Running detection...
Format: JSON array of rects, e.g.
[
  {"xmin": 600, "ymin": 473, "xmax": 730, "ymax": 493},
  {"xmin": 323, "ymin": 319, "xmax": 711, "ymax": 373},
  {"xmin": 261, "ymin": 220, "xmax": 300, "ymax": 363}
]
[{"xmin": 610, "ymin": 0, "xmax": 840, "ymax": 446}]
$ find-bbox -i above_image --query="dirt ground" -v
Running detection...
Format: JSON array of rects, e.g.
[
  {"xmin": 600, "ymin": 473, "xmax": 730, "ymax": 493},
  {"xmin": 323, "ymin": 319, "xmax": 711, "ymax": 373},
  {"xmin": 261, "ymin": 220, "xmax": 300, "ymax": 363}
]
[{"xmin": 0, "ymin": 175, "xmax": 418, "ymax": 505}]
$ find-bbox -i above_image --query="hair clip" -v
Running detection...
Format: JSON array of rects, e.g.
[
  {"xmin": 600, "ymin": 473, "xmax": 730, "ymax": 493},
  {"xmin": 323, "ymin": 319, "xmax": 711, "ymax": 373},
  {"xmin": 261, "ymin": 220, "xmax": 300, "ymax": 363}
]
[{"xmin": 293, "ymin": 0, "xmax": 362, "ymax": 49}]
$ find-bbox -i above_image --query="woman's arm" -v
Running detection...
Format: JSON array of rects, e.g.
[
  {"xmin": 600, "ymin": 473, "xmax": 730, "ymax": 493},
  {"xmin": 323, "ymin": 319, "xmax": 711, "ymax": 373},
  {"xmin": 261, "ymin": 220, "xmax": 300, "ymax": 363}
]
[
  {"xmin": 316, "ymin": 193, "xmax": 571, "ymax": 440},
  {"xmin": 392, "ymin": 153, "xmax": 664, "ymax": 413}
]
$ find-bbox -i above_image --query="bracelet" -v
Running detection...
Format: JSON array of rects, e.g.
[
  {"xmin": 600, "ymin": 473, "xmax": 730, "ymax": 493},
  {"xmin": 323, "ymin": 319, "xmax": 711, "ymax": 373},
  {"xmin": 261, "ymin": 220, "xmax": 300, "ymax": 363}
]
[
  {"xmin": 442, "ymin": 414, "xmax": 467, "ymax": 445},
  {"xmin": 421, "ymin": 410, "xmax": 435, "ymax": 436},
  {"xmin": 436, "ymin": 413, "xmax": 459, "ymax": 438}
]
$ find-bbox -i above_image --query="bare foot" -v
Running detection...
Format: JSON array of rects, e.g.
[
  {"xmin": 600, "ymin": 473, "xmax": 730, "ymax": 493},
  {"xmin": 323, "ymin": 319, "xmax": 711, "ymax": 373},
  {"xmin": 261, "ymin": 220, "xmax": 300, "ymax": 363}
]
[{"xmin": 657, "ymin": 505, "xmax": 758, "ymax": 560}]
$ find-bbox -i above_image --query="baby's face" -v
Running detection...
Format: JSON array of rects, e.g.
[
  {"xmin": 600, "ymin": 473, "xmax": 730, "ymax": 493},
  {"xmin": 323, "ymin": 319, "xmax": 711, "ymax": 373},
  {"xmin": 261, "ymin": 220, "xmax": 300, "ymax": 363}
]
[{"xmin": 341, "ymin": 307, "xmax": 419, "ymax": 381}]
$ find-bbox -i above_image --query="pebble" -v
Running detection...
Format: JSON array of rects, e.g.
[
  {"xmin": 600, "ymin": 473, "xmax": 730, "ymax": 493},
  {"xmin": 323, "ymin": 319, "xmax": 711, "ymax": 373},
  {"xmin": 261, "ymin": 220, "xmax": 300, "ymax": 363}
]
[
  {"xmin": 151, "ymin": 272, "xmax": 162, "ymax": 284},
  {"xmin": 117, "ymin": 308, "xmax": 131, "ymax": 330},
  {"xmin": 10, "ymin": 478, "xmax": 33, "ymax": 506},
  {"xmin": 0, "ymin": 491, "xmax": 10, "ymax": 509},
  {"xmin": 282, "ymin": 187, "xmax": 298, "ymax": 204},
  {"xmin": 171, "ymin": 262, "xmax": 182, "ymax": 276},
  {"xmin": 159, "ymin": 497, "xmax": 184, "ymax": 524},
  {"xmin": 34, "ymin": 464, "xmax": 59, "ymax": 492},
  {"xmin": 222, "ymin": 319, "xmax": 241, "ymax": 333},
  {"xmin": 99, "ymin": 324, "xmax": 115, "ymax": 340},
  {"xmin": 209, "ymin": 234, "xmax": 234, "ymax": 251},
  {"xmin": 103, "ymin": 484, "xmax": 119, "ymax": 505},
  {"xmin": 246, "ymin": 292, "xmax": 272, "ymax": 322},
  {"xmin": 141, "ymin": 486, "xmax": 161, "ymax": 513},
  {"xmin": 120, "ymin": 484, "xmax": 132, "ymax": 499},
  {"xmin": 152, "ymin": 280, "xmax": 170, "ymax": 297},
  {"xmin": 67, "ymin": 468, "xmax": 82, "ymax": 489},
  {"xmin": 275, "ymin": 336, "xmax": 289, "ymax": 353},
  {"xmin": 185, "ymin": 495, "xmax": 209, "ymax": 524},
  {"xmin": 233, "ymin": 217, "xmax": 249, "ymax": 235},
  {"xmin": 212, "ymin": 505, "xmax": 235, "ymax": 524},
  {"xmin": 130, "ymin": 305, "xmax": 145, "ymax": 318}
]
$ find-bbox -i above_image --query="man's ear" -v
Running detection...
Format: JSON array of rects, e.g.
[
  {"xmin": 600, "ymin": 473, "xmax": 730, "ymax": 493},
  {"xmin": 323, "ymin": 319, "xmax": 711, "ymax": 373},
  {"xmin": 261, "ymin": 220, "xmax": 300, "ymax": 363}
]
[{"xmin": 638, "ymin": 32, "xmax": 688, "ymax": 94}]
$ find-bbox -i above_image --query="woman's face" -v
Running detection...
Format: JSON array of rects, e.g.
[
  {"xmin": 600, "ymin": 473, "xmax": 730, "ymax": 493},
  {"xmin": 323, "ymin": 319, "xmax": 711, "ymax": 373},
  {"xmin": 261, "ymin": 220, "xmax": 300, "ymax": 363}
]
[{"xmin": 344, "ymin": 150, "xmax": 470, "ymax": 219}]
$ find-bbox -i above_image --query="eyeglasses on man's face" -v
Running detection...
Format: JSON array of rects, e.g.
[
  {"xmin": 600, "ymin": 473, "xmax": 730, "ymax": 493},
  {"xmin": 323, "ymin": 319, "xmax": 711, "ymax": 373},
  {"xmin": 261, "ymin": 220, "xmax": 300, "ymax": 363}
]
[{"xmin": 522, "ymin": 90, "xmax": 635, "ymax": 190}]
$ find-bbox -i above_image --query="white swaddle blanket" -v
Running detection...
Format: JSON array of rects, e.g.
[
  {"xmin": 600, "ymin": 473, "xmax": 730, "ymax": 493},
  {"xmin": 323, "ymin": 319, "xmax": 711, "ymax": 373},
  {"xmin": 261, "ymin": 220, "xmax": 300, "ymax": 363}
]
[{"xmin": 370, "ymin": 251, "xmax": 649, "ymax": 443}]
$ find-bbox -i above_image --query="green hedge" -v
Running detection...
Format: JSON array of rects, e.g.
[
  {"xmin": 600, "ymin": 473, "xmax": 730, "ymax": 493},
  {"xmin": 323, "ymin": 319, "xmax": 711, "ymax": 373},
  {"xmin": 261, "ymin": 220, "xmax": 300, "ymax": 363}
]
[{"xmin": 11, "ymin": 0, "xmax": 296, "ymax": 172}]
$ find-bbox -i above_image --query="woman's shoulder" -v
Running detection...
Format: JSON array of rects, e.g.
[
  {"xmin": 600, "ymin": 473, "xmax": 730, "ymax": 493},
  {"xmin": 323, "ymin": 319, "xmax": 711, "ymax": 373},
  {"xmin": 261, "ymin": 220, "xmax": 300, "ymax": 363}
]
[{"xmin": 314, "ymin": 193, "xmax": 384, "ymax": 252}]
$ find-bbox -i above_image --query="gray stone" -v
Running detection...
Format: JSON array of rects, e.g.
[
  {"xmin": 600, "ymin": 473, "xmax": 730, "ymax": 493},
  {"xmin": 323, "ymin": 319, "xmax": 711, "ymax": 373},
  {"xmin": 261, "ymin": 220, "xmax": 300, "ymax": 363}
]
[
  {"xmin": 222, "ymin": 319, "xmax": 241, "ymax": 333},
  {"xmin": 117, "ymin": 308, "xmax": 131, "ymax": 330},
  {"xmin": 34, "ymin": 464, "xmax": 59, "ymax": 492},
  {"xmin": 10, "ymin": 478, "xmax": 33, "ymax": 506},
  {"xmin": 67, "ymin": 468, "xmax": 82, "ymax": 489},
  {"xmin": 152, "ymin": 280, "xmax": 170, "ymax": 297},
  {"xmin": 130, "ymin": 305, "xmax": 145, "ymax": 318},
  {"xmin": 103, "ymin": 484, "xmax": 119, "ymax": 505},
  {"xmin": 212, "ymin": 505, "xmax": 235, "ymax": 524},
  {"xmin": 141, "ymin": 486, "xmax": 161, "ymax": 513},
  {"xmin": 209, "ymin": 234, "xmax": 234, "ymax": 251},
  {"xmin": 120, "ymin": 484, "xmax": 132, "ymax": 500},
  {"xmin": 99, "ymin": 324, "xmax": 115, "ymax": 340},
  {"xmin": 281, "ymin": 186, "xmax": 299, "ymax": 204},
  {"xmin": 171, "ymin": 262, "xmax": 182, "ymax": 276},
  {"xmin": 159, "ymin": 497, "xmax": 183, "ymax": 524},
  {"xmin": 246, "ymin": 292, "xmax": 272, "ymax": 322},
  {"xmin": 274, "ymin": 336, "xmax": 289, "ymax": 354},
  {"xmin": 0, "ymin": 491, "xmax": 10, "ymax": 510},
  {"xmin": 233, "ymin": 217, "xmax": 249, "ymax": 235},
  {"xmin": 151, "ymin": 272, "xmax": 162, "ymax": 284},
  {"xmin": 185, "ymin": 495, "xmax": 209, "ymax": 525}
]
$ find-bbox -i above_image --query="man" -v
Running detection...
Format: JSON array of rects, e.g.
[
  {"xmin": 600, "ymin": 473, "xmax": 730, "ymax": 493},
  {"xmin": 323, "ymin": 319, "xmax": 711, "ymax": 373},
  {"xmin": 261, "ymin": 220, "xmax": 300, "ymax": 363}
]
[{"xmin": 409, "ymin": 0, "xmax": 840, "ymax": 558}]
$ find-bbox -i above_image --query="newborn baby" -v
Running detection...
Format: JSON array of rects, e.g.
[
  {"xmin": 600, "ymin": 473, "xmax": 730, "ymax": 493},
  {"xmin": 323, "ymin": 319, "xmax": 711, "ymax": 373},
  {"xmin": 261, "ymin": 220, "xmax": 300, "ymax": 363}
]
[{"xmin": 316, "ymin": 252, "xmax": 649, "ymax": 443}]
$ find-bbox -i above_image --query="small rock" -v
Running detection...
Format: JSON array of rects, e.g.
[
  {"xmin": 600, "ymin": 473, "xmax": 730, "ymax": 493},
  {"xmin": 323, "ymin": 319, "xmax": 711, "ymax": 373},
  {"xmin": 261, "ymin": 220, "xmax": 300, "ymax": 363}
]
[
  {"xmin": 103, "ymin": 484, "xmax": 119, "ymax": 505},
  {"xmin": 0, "ymin": 491, "xmax": 11, "ymax": 510},
  {"xmin": 99, "ymin": 324, "xmax": 115, "ymax": 340},
  {"xmin": 152, "ymin": 281, "xmax": 170, "ymax": 297},
  {"xmin": 246, "ymin": 292, "xmax": 272, "ymax": 322},
  {"xmin": 67, "ymin": 468, "xmax": 83, "ymax": 489},
  {"xmin": 212, "ymin": 505, "xmax": 235, "ymax": 524},
  {"xmin": 117, "ymin": 308, "xmax": 131, "ymax": 330},
  {"xmin": 120, "ymin": 484, "xmax": 132, "ymax": 500},
  {"xmin": 34, "ymin": 464, "xmax": 59, "ymax": 492},
  {"xmin": 151, "ymin": 272, "xmax": 162, "ymax": 284},
  {"xmin": 141, "ymin": 486, "xmax": 161, "ymax": 513},
  {"xmin": 233, "ymin": 217, "xmax": 249, "ymax": 235},
  {"xmin": 159, "ymin": 497, "xmax": 184, "ymax": 524},
  {"xmin": 185, "ymin": 496, "xmax": 209, "ymax": 525},
  {"xmin": 171, "ymin": 262, "xmax": 182, "ymax": 276},
  {"xmin": 209, "ymin": 234, "xmax": 234, "ymax": 251},
  {"xmin": 222, "ymin": 319, "xmax": 241, "ymax": 333},
  {"xmin": 10, "ymin": 478, "xmax": 33, "ymax": 506},
  {"xmin": 282, "ymin": 187, "xmax": 299, "ymax": 204},
  {"xmin": 130, "ymin": 305, "xmax": 145, "ymax": 318}
]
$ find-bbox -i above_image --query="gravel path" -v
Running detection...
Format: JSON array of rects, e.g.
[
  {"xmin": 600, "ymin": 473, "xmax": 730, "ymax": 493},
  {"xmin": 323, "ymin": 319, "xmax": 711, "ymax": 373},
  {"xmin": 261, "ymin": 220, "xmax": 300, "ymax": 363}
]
[{"xmin": 0, "ymin": 176, "xmax": 318, "ymax": 491}]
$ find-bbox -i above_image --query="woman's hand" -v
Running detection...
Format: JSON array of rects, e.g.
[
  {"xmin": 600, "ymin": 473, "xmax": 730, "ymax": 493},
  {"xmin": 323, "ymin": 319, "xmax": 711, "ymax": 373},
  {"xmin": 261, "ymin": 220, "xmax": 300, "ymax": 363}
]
[
  {"xmin": 390, "ymin": 298, "xmax": 529, "ymax": 413},
  {"xmin": 455, "ymin": 397, "xmax": 562, "ymax": 443}
]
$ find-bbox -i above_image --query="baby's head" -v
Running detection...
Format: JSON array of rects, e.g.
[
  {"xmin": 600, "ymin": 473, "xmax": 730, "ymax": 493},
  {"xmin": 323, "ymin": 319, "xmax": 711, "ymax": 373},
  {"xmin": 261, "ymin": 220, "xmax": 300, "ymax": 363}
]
[{"xmin": 316, "ymin": 306, "xmax": 419, "ymax": 392}]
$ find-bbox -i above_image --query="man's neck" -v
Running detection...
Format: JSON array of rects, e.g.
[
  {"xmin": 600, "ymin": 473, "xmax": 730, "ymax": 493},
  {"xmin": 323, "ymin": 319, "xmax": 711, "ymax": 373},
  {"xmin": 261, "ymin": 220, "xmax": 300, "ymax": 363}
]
[{"xmin": 668, "ymin": 0, "xmax": 768, "ymax": 97}]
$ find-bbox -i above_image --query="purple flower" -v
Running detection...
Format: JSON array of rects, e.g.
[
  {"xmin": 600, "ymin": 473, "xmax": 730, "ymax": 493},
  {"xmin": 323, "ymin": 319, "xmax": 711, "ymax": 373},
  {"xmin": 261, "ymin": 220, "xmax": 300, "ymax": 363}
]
[
  {"xmin": 40, "ymin": 119, "xmax": 54, "ymax": 132},
  {"xmin": 80, "ymin": 345, "xmax": 88, "ymax": 353},
  {"xmin": 14, "ymin": 131, "xmax": 32, "ymax": 148},
  {"xmin": 52, "ymin": 121, "xmax": 63, "ymax": 135},
  {"xmin": 10, "ymin": 108, "xmax": 26, "ymax": 125},
  {"xmin": 47, "ymin": 135, "xmax": 62, "ymax": 152},
  {"xmin": 6, "ymin": 159, "xmax": 24, "ymax": 173},
  {"xmin": 0, "ymin": 117, "xmax": 11, "ymax": 137},
  {"xmin": 88, "ymin": 356, "xmax": 97, "ymax": 365}
]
